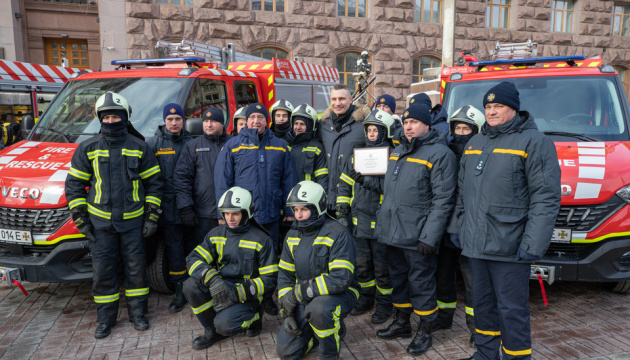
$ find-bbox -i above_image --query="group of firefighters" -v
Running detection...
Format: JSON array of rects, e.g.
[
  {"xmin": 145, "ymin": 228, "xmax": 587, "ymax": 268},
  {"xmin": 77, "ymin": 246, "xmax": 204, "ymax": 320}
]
[{"xmin": 64, "ymin": 81, "xmax": 561, "ymax": 360}]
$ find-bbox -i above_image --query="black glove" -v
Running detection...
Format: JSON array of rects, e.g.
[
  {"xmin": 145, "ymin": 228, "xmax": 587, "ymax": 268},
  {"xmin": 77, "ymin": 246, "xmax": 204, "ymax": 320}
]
[
  {"xmin": 279, "ymin": 289, "xmax": 300, "ymax": 320},
  {"xmin": 143, "ymin": 205, "xmax": 160, "ymax": 238},
  {"xmin": 180, "ymin": 206, "xmax": 197, "ymax": 227},
  {"xmin": 293, "ymin": 282, "xmax": 315, "ymax": 303},
  {"xmin": 349, "ymin": 169, "xmax": 365, "ymax": 184},
  {"xmin": 203, "ymin": 268, "xmax": 234, "ymax": 312},
  {"xmin": 336, "ymin": 204, "xmax": 350, "ymax": 227},
  {"xmin": 228, "ymin": 281, "xmax": 257, "ymax": 304},
  {"xmin": 71, "ymin": 205, "xmax": 96, "ymax": 243},
  {"xmin": 283, "ymin": 316, "xmax": 302, "ymax": 337},
  {"xmin": 417, "ymin": 241, "xmax": 437, "ymax": 256}
]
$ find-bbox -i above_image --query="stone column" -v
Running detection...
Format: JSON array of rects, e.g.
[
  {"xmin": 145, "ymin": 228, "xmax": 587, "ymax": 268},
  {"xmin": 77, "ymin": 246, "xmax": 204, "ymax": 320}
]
[
  {"xmin": 441, "ymin": 0, "xmax": 456, "ymax": 67},
  {"xmin": 99, "ymin": 0, "xmax": 129, "ymax": 71},
  {"xmin": 0, "ymin": 0, "xmax": 25, "ymax": 61}
]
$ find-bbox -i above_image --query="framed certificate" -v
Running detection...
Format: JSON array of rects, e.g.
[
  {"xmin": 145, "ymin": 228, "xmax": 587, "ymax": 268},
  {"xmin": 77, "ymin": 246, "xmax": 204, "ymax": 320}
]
[{"xmin": 353, "ymin": 147, "xmax": 390, "ymax": 176}]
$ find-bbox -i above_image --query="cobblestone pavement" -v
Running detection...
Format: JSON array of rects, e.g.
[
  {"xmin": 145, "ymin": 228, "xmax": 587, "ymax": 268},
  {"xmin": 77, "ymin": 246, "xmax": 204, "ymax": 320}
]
[{"xmin": 1, "ymin": 280, "xmax": 630, "ymax": 360}]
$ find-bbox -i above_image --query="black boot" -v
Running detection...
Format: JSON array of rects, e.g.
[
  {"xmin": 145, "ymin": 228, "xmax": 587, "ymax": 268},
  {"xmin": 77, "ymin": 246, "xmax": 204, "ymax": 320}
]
[
  {"xmin": 94, "ymin": 321, "xmax": 116, "ymax": 339},
  {"xmin": 339, "ymin": 319, "xmax": 346, "ymax": 341},
  {"xmin": 407, "ymin": 319, "xmax": 433, "ymax": 356},
  {"xmin": 246, "ymin": 315, "xmax": 262, "ymax": 337},
  {"xmin": 192, "ymin": 327, "xmax": 227, "ymax": 350},
  {"xmin": 431, "ymin": 310, "xmax": 453, "ymax": 332},
  {"xmin": 469, "ymin": 332, "xmax": 476, "ymax": 348},
  {"xmin": 262, "ymin": 297, "xmax": 278, "ymax": 316},
  {"xmin": 371, "ymin": 305, "xmax": 393, "ymax": 324},
  {"xmin": 350, "ymin": 295, "xmax": 375, "ymax": 316},
  {"xmin": 168, "ymin": 282, "xmax": 187, "ymax": 314},
  {"xmin": 376, "ymin": 309, "xmax": 412, "ymax": 340},
  {"xmin": 129, "ymin": 315, "xmax": 150, "ymax": 331}
]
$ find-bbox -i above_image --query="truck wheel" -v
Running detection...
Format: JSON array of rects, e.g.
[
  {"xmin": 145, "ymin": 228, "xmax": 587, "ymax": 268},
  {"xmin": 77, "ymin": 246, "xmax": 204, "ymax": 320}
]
[
  {"xmin": 610, "ymin": 280, "xmax": 630, "ymax": 294},
  {"xmin": 147, "ymin": 236, "xmax": 174, "ymax": 294}
]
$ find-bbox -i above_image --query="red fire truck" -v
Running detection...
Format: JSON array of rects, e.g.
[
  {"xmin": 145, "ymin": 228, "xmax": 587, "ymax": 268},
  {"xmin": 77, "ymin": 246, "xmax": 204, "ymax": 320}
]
[
  {"xmin": 441, "ymin": 42, "xmax": 630, "ymax": 293},
  {"xmin": 0, "ymin": 42, "xmax": 339, "ymax": 292}
]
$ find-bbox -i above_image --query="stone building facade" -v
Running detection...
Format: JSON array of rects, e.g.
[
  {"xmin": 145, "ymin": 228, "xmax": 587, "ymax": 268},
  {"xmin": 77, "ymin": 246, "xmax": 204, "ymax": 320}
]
[{"xmin": 115, "ymin": 0, "xmax": 630, "ymax": 110}]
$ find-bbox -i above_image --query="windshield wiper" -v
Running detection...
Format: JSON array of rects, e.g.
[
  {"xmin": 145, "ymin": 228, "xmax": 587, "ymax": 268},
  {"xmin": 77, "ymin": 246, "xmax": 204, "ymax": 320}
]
[
  {"xmin": 542, "ymin": 131, "xmax": 599, "ymax": 142},
  {"xmin": 70, "ymin": 132, "xmax": 99, "ymax": 136},
  {"xmin": 38, "ymin": 127, "xmax": 70, "ymax": 143}
]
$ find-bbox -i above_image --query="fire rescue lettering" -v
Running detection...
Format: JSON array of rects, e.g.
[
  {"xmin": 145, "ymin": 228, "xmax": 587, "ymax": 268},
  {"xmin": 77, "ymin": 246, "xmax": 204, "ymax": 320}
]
[
  {"xmin": 4, "ymin": 161, "xmax": 64, "ymax": 170},
  {"xmin": 1, "ymin": 187, "xmax": 41, "ymax": 199}
]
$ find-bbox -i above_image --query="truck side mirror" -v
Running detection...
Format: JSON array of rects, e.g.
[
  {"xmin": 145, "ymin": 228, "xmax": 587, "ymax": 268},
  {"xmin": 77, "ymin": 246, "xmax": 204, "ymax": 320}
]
[
  {"xmin": 185, "ymin": 118, "xmax": 203, "ymax": 136},
  {"xmin": 22, "ymin": 115, "xmax": 34, "ymax": 133}
]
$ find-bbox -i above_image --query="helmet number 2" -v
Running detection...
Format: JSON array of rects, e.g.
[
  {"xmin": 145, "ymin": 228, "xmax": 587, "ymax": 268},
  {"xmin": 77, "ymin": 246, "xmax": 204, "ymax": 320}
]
[{"xmin": 235, "ymin": 198, "xmax": 240, "ymax": 204}]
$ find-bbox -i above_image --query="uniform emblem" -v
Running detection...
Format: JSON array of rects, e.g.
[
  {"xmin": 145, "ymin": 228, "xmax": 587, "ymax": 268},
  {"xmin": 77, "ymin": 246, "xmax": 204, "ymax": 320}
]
[
  {"xmin": 468, "ymin": 145, "xmax": 472, "ymax": 150},
  {"xmin": 380, "ymin": 98, "xmax": 385, "ymax": 103},
  {"xmin": 487, "ymin": 93, "xmax": 495, "ymax": 101},
  {"xmin": 410, "ymin": 99, "xmax": 415, "ymax": 104},
  {"xmin": 206, "ymin": 111, "xmax": 212, "ymax": 117},
  {"xmin": 404, "ymin": 111, "xmax": 409, "ymax": 117},
  {"xmin": 256, "ymin": 105, "xmax": 262, "ymax": 109},
  {"xmin": 170, "ymin": 108, "xmax": 176, "ymax": 114}
]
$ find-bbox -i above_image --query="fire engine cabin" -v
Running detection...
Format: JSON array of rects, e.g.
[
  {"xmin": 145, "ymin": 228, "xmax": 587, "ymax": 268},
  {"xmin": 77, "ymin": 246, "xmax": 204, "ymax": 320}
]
[{"xmin": 441, "ymin": 48, "xmax": 630, "ymax": 293}]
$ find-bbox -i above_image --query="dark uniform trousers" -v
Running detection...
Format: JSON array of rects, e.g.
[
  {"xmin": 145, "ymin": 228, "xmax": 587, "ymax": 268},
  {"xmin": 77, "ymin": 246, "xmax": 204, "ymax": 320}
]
[
  {"xmin": 355, "ymin": 238, "xmax": 392, "ymax": 309},
  {"xmin": 469, "ymin": 258, "xmax": 531, "ymax": 360},
  {"xmin": 387, "ymin": 245, "xmax": 438, "ymax": 321},
  {"xmin": 183, "ymin": 278, "xmax": 260, "ymax": 337},
  {"xmin": 435, "ymin": 235, "xmax": 474, "ymax": 332},
  {"xmin": 162, "ymin": 222, "xmax": 197, "ymax": 283},
  {"xmin": 91, "ymin": 225, "xmax": 149, "ymax": 323},
  {"xmin": 276, "ymin": 291, "xmax": 357, "ymax": 360}
]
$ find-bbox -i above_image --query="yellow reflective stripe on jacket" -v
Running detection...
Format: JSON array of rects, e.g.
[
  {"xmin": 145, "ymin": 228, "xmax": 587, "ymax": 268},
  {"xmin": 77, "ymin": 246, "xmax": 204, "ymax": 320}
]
[
  {"xmin": 314, "ymin": 168, "xmax": 328, "ymax": 177},
  {"xmin": 265, "ymin": 146, "xmax": 286, "ymax": 152},
  {"xmin": 437, "ymin": 300, "xmax": 457, "ymax": 309},
  {"xmin": 189, "ymin": 260, "xmax": 204, "ymax": 276},
  {"xmin": 125, "ymin": 287, "xmax": 149, "ymax": 297},
  {"xmin": 259, "ymin": 264, "xmax": 278, "ymax": 275},
  {"xmin": 155, "ymin": 150, "xmax": 176, "ymax": 156},
  {"xmin": 169, "ymin": 270, "xmax": 186, "ymax": 275},
  {"xmin": 287, "ymin": 237, "xmax": 300, "ymax": 258},
  {"xmin": 139, "ymin": 165, "xmax": 160, "ymax": 179},
  {"xmin": 336, "ymin": 196, "xmax": 351, "ymax": 204},
  {"xmin": 232, "ymin": 145, "xmax": 258, "ymax": 153},
  {"xmin": 313, "ymin": 236, "xmax": 334, "ymax": 247},
  {"xmin": 465, "ymin": 150, "xmax": 482, "ymax": 155},
  {"xmin": 358, "ymin": 279, "xmax": 376, "ymax": 288},
  {"xmin": 305, "ymin": 173, "xmax": 312, "ymax": 181},
  {"xmin": 92, "ymin": 158, "xmax": 103, "ymax": 203},
  {"xmin": 503, "ymin": 346, "xmax": 531, "ymax": 356},
  {"xmin": 393, "ymin": 139, "xmax": 400, "ymax": 146},
  {"xmin": 406, "ymin": 157, "xmax": 433, "ymax": 168},
  {"xmin": 393, "ymin": 302, "xmax": 412, "ymax": 308},
  {"xmin": 315, "ymin": 274, "xmax": 329, "ymax": 295},
  {"xmin": 88, "ymin": 204, "xmax": 111, "ymax": 219},
  {"xmin": 94, "ymin": 293, "xmax": 119, "ymax": 303},
  {"xmin": 476, "ymin": 328, "xmax": 501, "ymax": 336},
  {"xmin": 69, "ymin": 167, "xmax": 91, "ymax": 181},
  {"xmin": 278, "ymin": 287, "xmax": 292, "ymax": 299},
  {"xmin": 389, "ymin": 155, "xmax": 399, "ymax": 160},
  {"xmin": 68, "ymin": 198, "xmax": 87, "ymax": 209},
  {"xmin": 239, "ymin": 240, "xmax": 263, "ymax": 251},
  {"xmin": 192, "ymin": 299, "xmax": 213, "ymax": 314},
  {"xmin": 348, "ymin": 286, "xmax": 359, "ymax": 299},
  {"xmin": 195, "ymin": 246, "xmax": 213, "ymax": 264},
  {"xmin": 132, "ymin": 180, "xmax": 140, "ymax": 202},
  {"xmin": 241, "ymin": 312, "xmax": 260, "ymax": 329},
  {"xmin": 414, "ymin": 306, "xmax": 438, "ymax": 316},
  {"xmin": 376, "ymin": 285, "xmax": 393, "ymax": 295},
  {"xmin": 352, "ymin": 217, "xmax": 357, "ymax": 226},
  {"xmin": 493, "ymin": 148, "xmax": 528, "ymax": 158},
  {"xmin": 466, "ymin": 306, "xmax": 474, "ymax": 316},
  {"xmin": 302, "ymin": 147, "xmax": 322, "ymax": 155},
  {"xmin": 252, "ymin": 277, "xmax": 264, "ymax": 295},
  {"xmin": 121, "ymin": 149, "xmax": 143, "ymax": 158},
  {"xmin": 279, "ymin": 260, "xmax": 295, "ymax": 272},
  {"xmin": 123, "ymin": 207, "xmax": 144, "ymax": 220},
  {"xmin": 310, "ymin": 305, "xmax": 341, "ymax": 338},
  {"xmin": 210, "ymin": 237, "xmax": 227, "ymax": 263},
  {"xmin": 145, "ymin": 196, "xmax": 161, "ymax": 207},
  {"xmin": 371, "ymin": 221, "xmax": 376, "ymax": 228},
  {"xmin": 329, "ymin": 259, "xmax": 354, "ymax": 273},
  {"xmin": 340, "ymin": 173, "xmax": 354, "ymax": 186},
  {"xmin": 87, "ymin": 149, "xmax": 109, "ymax": 160}
]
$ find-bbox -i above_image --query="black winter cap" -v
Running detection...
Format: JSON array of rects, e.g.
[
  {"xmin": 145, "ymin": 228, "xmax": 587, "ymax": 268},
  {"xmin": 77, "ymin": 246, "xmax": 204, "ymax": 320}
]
[
  {"xmin": 483, "ymin": 82, "xmax": 520, "ymax": 111},
  {"xmin": 402, "ymin": 104, "xmax": 432, "ymax": 126},
  {"xmin": 409, "ymin": 93, "xmax": 432, "ymax": 108},
  {"xmin": 202, "ymin": 107, "xmax": 225, "ymax": 125}
]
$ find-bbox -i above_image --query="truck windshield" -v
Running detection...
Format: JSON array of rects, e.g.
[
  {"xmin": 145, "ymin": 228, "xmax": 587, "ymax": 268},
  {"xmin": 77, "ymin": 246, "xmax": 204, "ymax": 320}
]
[
  {"xmin": 443, "ymin": 75, "xmax": 629, "ymax": 141},
  {"xmin": 29, "ymin": 77, "xmax": 188, "ymax": 143}
]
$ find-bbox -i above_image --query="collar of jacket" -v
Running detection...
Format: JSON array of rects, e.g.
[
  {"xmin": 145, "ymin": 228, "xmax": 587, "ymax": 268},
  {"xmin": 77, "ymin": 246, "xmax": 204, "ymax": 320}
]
[
  {"xmin": 240, "ymin": 126, "xmax": 271, "ymax": 145},
  {"xmin": 401, "ymin": 128, "xmax": 441, "ymax": 153},
  {"xmin": 225, "ymin": 220, "xmax": 251, "ymax": 234},
  {"xmin": 290, "ymin": 131, "xmax": 313, "ymax": 145},
  {"xmin": 320, "ymin": 104, "xmax": 370, "ymax": 126},
  {"xmin": 292, "ymin": 214, "xmax": 326, "ymax": 236},
  {"xmin": 203, "ymin": 132, "xmax": 228, "ymax": 143},
  {"xmin": 481, "ymin": 111, "xmax": 536, "ymax": 138},
  {"xmin": 157, "ymin": 125, "xmax": 189, "ymax": 143}
]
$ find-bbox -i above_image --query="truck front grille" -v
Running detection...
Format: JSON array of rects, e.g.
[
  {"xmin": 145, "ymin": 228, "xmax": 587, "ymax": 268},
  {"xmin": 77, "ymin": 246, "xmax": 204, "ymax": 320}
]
[
  {"xmin": 545, "ymin": 242, "xmax": 594, "ymax": 257},
  {"xmin": 0, "ymin": 206, "xmax": 70, "ymax": 234},
  {"xmin": 554, "ymin": 196, "xmax": 625, "ymax": 232}
]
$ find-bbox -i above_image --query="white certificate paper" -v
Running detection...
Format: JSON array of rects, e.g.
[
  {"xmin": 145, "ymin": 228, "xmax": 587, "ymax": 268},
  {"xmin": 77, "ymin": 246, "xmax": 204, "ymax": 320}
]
[{"xmin": 353, "ymin": 147, "xmax": 390, "ymax": 176}]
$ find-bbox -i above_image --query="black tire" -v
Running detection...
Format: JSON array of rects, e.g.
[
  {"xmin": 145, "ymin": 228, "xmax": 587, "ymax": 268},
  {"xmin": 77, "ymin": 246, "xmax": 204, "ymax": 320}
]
[
  {"xmin": 147, "ymin": 235, "xmax": 174, "ymax": 294},
  {"xmin": 610, "ymin": 280, "xmax": 630, "ymax": 294}
]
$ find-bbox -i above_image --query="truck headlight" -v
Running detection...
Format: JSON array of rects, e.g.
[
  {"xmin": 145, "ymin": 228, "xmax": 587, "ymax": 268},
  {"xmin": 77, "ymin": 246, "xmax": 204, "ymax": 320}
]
[{"xmin": 617, "ymin": 184, "xmax": 630, "ymax": 205}]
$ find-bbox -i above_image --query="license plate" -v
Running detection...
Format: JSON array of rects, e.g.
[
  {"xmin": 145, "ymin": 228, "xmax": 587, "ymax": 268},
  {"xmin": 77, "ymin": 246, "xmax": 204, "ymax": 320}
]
[
  {"xmin": 0, "ymin": 229, "xmax": 33, "ymax": 245},
  {"xmin": 551, "ymin": 228, "xmax": 571, "ymax": 243}
]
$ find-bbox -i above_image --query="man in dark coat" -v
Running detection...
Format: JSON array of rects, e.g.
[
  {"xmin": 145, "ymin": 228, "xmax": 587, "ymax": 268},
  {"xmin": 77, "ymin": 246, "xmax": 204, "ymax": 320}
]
[{"xmin": 453, "ymin": 82, "xmax": 561, "ymax": 360}]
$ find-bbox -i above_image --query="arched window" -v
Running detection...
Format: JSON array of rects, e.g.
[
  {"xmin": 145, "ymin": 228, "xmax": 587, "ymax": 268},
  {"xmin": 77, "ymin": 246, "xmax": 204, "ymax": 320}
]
[
  {"xmin": 336, "ymin": 52, "xmax": 361, "ymax": 90},
  {"xmin": 251, "ymin": 47, "xmax": 288, "ymax": 60},
  {"xmin": 412, "ymin": 56, "xmax": 440, "ymax": 83}
]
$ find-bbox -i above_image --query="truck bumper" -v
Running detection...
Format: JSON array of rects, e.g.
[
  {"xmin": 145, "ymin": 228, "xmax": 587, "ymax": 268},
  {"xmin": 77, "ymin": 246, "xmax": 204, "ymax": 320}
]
[
  {"xmin": 533, "ymin": 237, "xmax": 630, "ymax": 283},
  {"xmin": 0, "ymin": 240, "xmax": 92, "ymax": 283}
]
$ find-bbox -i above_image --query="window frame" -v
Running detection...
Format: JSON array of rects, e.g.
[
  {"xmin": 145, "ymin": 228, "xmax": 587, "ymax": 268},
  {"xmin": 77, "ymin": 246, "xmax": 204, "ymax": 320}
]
[
  {"xmin": 250, "ymin": 47, "xmax": 289, "ymax": 60},
  {"xmin": 414, "ymin": 0, "xmax": 442, "ymax": 23},
  {"xmin": 612, "ymin": 4, "xmax": 630, "ymax": 37},
  {"xmin": 155, "ymin": 0, "xmax": 196, "ymax": 5},
  {"xmin": 337, "ymin": 0, "xmax": 368, "ymax": 18},
  {"xmin": 550, "ymin": 0, "xmax": 574, "ymax": 33},
  {"xmin": 486, "ymin": 0, "xmax": 511, "ymax": 28},
  {"xmin": 233, "ymin": 80, "xmax": 260, "ymax": 109},
  {"xmin": 45, "ymin": 38, "xmax": 89, "ymax": 68},
  {"xmin": 336, "ymin": 52, "xmax": 362, "ymax": 91},
  {"xmin": 252, "ymin": 0, "xmax": 287, "ymax": 12},
  {"xmin": 412, "ymin": 56, "xmax": 441, "ymax": 84}
]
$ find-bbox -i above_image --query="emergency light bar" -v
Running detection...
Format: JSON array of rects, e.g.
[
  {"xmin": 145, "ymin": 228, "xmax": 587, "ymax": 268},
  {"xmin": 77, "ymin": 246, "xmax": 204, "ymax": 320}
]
[
  {"xmin": 111, "ymin": 57, "xmax": 206, "ymax": 69},
  {"xmin": 470, "ymin": 55, "xmax": 586, "ymax": 67}
]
